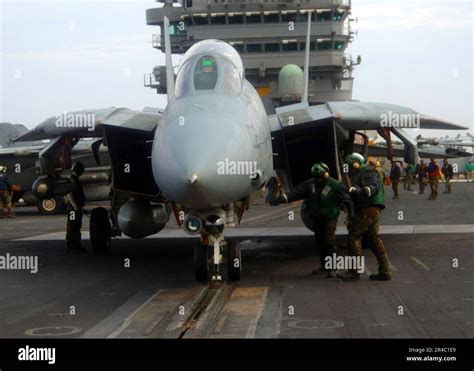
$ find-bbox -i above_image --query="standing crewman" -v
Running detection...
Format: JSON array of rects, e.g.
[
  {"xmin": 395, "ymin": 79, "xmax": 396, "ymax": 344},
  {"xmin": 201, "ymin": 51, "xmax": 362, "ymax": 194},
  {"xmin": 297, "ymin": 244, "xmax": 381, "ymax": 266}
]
[
  {"xmin": 270, "ymin": 163, "xmax": 353, "ymax": 277},
  {"xmin": 338, "ymin": 153, "xmax": 391, "ymax": 281},
  {"xmin": 442, "ymin": 159, "xmax": 454, "ymax": 194},
  {"xmin": 390, "ymin": 161, "xmax": 401, "ymax": 199},
  {"xmin": 0, "ymin": 166, "xmax": 15, "ymax": 218},
  {"xmin": 404, "ymin": 163, "xmax": 415, "ymax": 191},
  {"xmin": 427, "ymin": 158, "xmax": 441, "ymax": 200},
  {"xmin": 65, "ymin": 162, "xmax": 86, "ymax": 252},
  {"xmin": 415, "ymin": 160, "xmax": 427, "ymax": 194},
  {"xmin": 464, "ymin": 160, "xmax": 474, "ymax": 183},
  {"xmin": 374, "ymin": 161, "xmax": 385, "ymax": 183}
]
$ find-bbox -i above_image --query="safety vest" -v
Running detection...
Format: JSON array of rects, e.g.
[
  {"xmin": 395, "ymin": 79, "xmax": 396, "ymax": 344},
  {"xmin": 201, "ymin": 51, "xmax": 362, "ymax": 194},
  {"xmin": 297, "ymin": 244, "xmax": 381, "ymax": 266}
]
[
  {"xmin": 305, "ymin": 177, "xmax": 341, "ymax": 220},
  {"xmin": 353, "ymin": 166, "xmax": 385, "ymax": 210},
  {"xmin": 428, "ymin": 163, "xmax": 440, "ymax": 178}
]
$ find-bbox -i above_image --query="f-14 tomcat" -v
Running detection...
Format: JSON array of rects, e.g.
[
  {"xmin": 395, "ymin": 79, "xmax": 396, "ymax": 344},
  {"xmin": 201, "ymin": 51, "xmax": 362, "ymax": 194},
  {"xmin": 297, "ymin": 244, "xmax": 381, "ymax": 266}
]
[{"xmin": 14, "ymin": 15, "xmax": 466, "ymax": 282}]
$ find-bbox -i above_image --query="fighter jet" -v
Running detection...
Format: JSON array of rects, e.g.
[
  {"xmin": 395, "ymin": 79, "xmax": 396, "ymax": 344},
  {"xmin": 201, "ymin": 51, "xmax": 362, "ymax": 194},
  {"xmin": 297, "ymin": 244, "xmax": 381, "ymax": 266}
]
[
  {"xmin": 0, "ymin": 123, "xmax": 111, "ymax": 214},
  {"xmin": 14, "ymin": 15, "xmax": 467, "ymax": 281}
]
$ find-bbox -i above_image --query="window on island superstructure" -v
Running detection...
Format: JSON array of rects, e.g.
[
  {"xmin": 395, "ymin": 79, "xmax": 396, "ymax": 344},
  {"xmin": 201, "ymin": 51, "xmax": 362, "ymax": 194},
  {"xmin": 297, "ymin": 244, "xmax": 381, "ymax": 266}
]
[
  {"xmin": 211, "ymin": 14, "xmax": 226, "ymax": 24},
  {"xmin": 265, "ymin": 43, "xmax": 280, "ymax": 52},
  {"xmin": 333, "ymin": 9, "xmax": 345, "ymax": 21},
  {"xmin": 282, "ymin": 42, "xmax": 297, "ymax": 52},
  {"xmin": 263, "ymin": 12, "xmax": 279, "ymax": 23},
  {"xmin": 334, "ymin": 41, "xmax": 345, "ymax": 50},
  {"xmin": 316, "ymin": 10, "xmax": 332, "ymax": 22},
  {"xmin": 299, "ymin": 41, "xmax": 316, "ymax": 51},
  {"xmin": 193, "ymin": 15, "xmax": 209, "ymax": 25},
  {"xmin": 317, "ymin": 39, "xmax": 332, "ymax": 50},
  {"xmin": 281, "ymin": 12, "xmax": 297, "ymax": 22},
  {"xmin": 232, "ymin": 44, "xmax": 244, "ymax": 53},
  {"xmin": 247, "ymin": 44, "xmax": 263, "ymax": 52},
  {"xmin": 246, "ymin": 14, "xmax": 262, "ymax": 23},
  {"xmin": 228, "ymin": 13, "xmax": 244, "ymax": 24}
]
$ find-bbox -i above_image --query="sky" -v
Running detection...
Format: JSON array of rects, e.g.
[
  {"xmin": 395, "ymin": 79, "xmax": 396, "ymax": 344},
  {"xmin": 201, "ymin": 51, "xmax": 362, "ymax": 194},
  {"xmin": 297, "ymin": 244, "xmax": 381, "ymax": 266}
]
[{"xmin": 0, "ymin": 0, "xmax": 473, "ymax": 140}]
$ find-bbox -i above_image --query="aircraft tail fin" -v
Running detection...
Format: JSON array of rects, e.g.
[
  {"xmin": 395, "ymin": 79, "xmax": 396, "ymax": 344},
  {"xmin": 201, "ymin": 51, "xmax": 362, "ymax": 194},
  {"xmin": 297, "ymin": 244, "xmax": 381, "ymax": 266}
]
[
  {"xmin": 301, "ymin": 11, "xmax": 312, "ymax": 103},
  {"xmin": 163, "ymin": 16, "xmax": 175, "ymax": 101}
]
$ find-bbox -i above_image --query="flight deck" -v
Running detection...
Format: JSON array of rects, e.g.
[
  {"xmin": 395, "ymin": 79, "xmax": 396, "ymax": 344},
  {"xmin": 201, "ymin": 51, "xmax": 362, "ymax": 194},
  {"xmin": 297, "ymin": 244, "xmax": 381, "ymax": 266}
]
[{"xmin": 0, "ymin": 182, "xmax": 472, "ymax": 339}]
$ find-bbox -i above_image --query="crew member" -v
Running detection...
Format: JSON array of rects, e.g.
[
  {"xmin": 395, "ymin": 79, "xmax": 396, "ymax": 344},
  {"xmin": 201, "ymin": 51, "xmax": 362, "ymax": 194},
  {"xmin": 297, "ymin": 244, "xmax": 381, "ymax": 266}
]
[
  {"xmin": 65, "ymin": 162, "xmax": 86, "ymax": 252},
  {"xmin": 441, "ymin": 159, "xmax": 454, "ymax": 194},
  {"xmin": 415, "ymin": 160, "xmax": 427, "ymax": 194},
  {"xmin": 427, "ymin": 158, "xmax": 441, "ymax": 200},
  {"xmin": 270, "ymin": 163, "xmax": 353, "ymax": 277},
  {"xmin": 403, "ymin": 163, "xmax": 415, "ymax": 191},
  {"xmin": 390, "ymin": 161, "xmax": 401, "ymax": 199},
  {"xmin": 464, "ymin": 160, "xmax": 474, "ymax": 182},
  {"xmin": 374, "ymin": 161, "xmax": 385, "ymax": 183},
  {"xmin": 338, "ymin": 153, "xmax": 391, "ymax": 281},
  {"xmin": 0, "ymin": 166, "xmax": 15, "ymax": 218}
]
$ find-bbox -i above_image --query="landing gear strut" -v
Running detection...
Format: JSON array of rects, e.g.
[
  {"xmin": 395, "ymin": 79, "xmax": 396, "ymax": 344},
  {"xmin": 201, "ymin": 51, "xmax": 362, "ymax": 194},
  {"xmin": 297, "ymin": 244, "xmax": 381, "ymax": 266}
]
[
  {"xmin": 90, "ymin": 207, "xmax": 111, "ymax": 255},
  {"xmin": 193, "ymin": 233, "xmax": 241, "ymax": 282}
]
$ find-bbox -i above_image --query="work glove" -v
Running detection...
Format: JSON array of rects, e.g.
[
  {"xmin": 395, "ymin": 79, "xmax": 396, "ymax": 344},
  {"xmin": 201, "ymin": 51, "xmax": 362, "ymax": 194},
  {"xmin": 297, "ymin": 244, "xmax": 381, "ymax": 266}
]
[{"xmin": 349, "ymin": 186, "xmax": 362, "ymax": 196}]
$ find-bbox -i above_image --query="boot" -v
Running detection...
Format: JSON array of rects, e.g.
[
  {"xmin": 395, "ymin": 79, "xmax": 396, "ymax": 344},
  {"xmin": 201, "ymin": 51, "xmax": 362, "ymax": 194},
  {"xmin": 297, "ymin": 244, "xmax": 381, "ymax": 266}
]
[
  {"xmin": 337, "ymin": 270, "xmax": 360, "ymax": 280},
  {"xmin": 370, "ymin": 254, "xmax": 391, "ymax": 281},
  {"xmin": 326, "ymin": 270, "xmax": 337, "ymax": 278},
  {"xmin": 311, "ymin": 266, "xmax": 327, "ymax": 275}
]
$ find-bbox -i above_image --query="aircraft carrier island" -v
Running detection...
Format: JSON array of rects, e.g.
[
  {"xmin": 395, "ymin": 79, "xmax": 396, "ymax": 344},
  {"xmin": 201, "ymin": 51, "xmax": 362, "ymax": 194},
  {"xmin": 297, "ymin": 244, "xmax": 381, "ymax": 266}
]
[
  {"xmin": 0, "ymin": 0, "xmax": 472, "ymax": 366},
  {"xmin": 144, "ymin": 0, "xmax": 358, "ymax": 111}
]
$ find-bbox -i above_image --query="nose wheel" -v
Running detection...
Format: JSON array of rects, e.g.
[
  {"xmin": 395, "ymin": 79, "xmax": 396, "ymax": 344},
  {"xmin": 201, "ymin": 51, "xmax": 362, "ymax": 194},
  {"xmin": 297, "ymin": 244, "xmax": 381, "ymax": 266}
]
[{"xmin": 193, "ymin": 235, "xmax": 241, "ymax": 282}]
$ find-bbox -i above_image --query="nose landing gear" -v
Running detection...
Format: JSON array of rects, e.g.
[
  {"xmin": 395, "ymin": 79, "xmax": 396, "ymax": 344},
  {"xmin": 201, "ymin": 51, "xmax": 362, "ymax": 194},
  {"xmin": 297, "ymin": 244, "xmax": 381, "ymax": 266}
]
[{"xmin": 193, "ymin": 233, "xmax": 241, "ymax": 282}]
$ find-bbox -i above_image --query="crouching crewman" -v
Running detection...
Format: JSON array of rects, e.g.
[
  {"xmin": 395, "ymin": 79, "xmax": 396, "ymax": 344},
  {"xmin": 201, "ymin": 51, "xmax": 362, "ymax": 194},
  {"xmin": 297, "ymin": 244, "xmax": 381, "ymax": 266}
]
[{"xmin": 270, "ymin": 163, "xmax": 353, "ymax": 277}]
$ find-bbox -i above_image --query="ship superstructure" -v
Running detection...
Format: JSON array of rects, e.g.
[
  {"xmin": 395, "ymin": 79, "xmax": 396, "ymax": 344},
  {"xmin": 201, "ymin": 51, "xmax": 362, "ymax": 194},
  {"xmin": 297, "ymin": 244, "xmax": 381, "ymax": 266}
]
[{"xmin": 145, "ymin": 0, "xmax": 359, "ymax": 112}]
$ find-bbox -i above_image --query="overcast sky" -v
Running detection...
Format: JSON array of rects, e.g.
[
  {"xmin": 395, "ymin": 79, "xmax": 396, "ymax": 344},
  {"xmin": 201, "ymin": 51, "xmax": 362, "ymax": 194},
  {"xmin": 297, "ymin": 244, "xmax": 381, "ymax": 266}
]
[{"xmin": 1, "ymin": 0, "xmax": 472, "ymax": 139}]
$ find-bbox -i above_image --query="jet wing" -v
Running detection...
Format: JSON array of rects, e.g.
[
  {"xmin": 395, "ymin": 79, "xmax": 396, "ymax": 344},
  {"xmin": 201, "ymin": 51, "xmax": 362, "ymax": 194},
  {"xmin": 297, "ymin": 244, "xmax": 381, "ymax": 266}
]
[
  {"xmin": 270, "ymin": 101, "xmax": 468, "ymax": 132},
  {"xmin": 359, "ymin": 145, "xmax": 461, "ymax": 159},
  {"xmin": 270, "ymin": 101, "xmax": 467, "ymax": 189},
  {"xmin": 13, "ymin": 107, "xmax": 162, "ymax": 142}
]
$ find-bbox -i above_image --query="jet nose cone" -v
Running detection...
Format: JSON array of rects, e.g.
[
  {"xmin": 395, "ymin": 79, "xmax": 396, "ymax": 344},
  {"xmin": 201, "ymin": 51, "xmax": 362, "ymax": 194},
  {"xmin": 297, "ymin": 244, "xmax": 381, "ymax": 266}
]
[{"xmin": 152, "ymin": 113, "xmax": 257, "ymax": 208}]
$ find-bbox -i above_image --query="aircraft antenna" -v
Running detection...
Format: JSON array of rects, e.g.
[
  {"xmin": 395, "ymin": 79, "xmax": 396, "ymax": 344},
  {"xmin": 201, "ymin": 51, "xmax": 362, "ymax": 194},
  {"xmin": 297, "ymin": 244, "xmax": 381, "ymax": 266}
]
[
  {"xmin": 301, "ymin": 11, "xmax": 312, "ymax": 103},
  {"xmin": 163, "ymin": 16, "xmax": 175, "ymax": 101}
]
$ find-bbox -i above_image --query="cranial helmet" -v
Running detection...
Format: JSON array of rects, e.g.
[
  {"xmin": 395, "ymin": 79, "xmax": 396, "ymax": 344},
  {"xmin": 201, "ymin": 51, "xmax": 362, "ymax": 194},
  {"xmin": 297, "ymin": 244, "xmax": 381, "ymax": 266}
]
[
  {"xmin": 345, "ymin": 153, "xmax": 366, "ymax": 171},
  {"xmin": 311, "ymin": 163, "xmax": 329, "ymax": 179}
]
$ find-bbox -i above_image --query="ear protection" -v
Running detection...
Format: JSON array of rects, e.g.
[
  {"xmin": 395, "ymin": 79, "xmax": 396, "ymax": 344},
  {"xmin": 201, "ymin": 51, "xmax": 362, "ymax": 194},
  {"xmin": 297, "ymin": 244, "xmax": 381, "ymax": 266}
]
[{"xmin": 352, "ymin": 161, "xmax": 361, "ymax": 170}]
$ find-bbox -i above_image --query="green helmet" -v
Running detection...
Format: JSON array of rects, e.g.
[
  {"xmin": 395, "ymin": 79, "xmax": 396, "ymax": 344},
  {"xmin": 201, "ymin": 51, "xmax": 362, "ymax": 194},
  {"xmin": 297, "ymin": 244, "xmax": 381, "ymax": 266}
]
[
  {"xmin": 311, "ymin": 163, "xmax": 329, "ymax": 178},
  {"xmin": 345, "ymin": 153, "xmax": 366, "ymax": 171}
]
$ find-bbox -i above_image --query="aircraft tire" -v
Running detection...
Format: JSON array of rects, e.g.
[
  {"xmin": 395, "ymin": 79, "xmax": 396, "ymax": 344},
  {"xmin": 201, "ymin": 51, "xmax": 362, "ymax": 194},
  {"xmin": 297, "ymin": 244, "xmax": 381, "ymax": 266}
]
[
  {"xmin": 194, "ymin": 241, "xmax": 209, "ymax": 282},
  {"xmin": 90, "ymin": 207, "xmax": 111, "ymax": 255},
  {"xmin": 226, "ymin": 241, "xmax": 241, "ymax": 282}
]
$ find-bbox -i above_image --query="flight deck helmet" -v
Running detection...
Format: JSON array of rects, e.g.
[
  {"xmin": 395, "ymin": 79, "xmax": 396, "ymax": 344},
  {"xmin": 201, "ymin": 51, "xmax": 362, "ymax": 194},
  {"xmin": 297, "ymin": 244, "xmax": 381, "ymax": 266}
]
[
  {"xmin": 311, "ymin": 163, "xmax": 330, "ymax": 182},
  {"xmin": 345, "ymin": 153, "xmax": 366, "ymax": 173}
]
